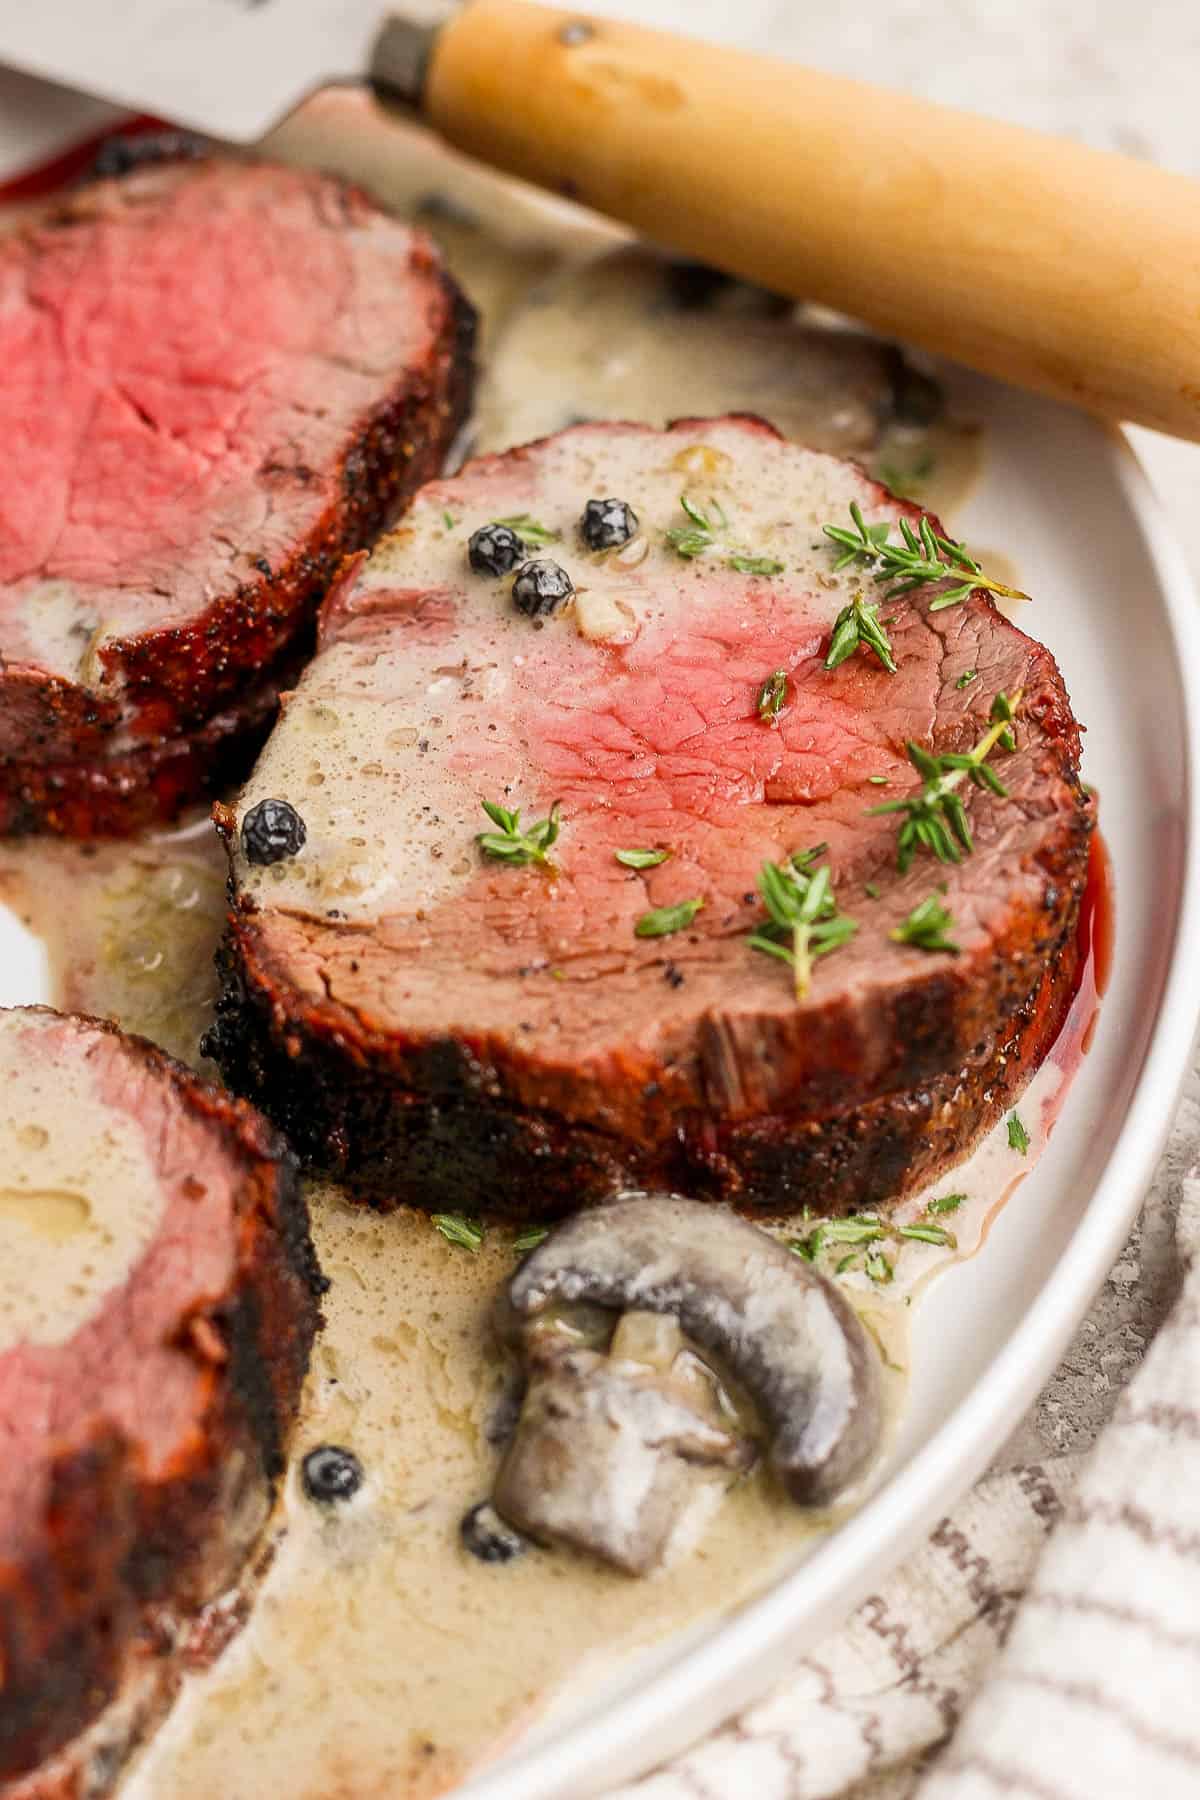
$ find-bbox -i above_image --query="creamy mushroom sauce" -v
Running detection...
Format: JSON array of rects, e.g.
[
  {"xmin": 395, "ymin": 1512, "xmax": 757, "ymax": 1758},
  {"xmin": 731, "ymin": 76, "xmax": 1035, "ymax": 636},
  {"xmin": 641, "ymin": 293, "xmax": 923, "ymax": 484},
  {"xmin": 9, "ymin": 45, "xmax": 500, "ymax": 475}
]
[{"xmin": 0, "ymin": 103, "xmax": 1073, "ymax": 1798}]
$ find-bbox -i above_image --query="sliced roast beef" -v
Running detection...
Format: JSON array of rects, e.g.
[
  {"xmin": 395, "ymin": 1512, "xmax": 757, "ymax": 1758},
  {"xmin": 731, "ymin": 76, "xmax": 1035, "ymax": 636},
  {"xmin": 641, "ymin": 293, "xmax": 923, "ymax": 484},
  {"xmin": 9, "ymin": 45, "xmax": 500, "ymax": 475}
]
[
  {"xmin": 0, "ymin": 154, "xmax": 474, "ymax": 837},
  {"xmin": 0, "ymin": 1007, "xmax": 322, "ymax": 1786},
  {"xmin": 208, "ymin": 416, "xmax": 1091, "ymax": 1216}
]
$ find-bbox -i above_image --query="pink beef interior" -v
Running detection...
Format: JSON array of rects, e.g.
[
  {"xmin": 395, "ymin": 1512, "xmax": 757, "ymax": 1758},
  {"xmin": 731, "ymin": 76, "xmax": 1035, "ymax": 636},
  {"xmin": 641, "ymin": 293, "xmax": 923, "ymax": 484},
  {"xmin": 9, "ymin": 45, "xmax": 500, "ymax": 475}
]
[{"xmin": 0, "ymin": 159, "xmax": 438, "ymax": 686}]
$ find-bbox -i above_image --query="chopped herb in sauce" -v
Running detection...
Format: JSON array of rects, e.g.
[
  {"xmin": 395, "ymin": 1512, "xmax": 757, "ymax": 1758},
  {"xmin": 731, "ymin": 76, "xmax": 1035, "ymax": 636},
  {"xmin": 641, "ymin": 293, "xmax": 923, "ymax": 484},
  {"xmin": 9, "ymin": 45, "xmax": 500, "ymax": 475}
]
[
  {"xmin": 512, "ymin": 1225, "xmax": 549, "ymax": 1253},
  {"xmin": 927, "ymin": 1192, "xmax": 967, "ymax": 1215},
  {"xmin": 897, "ymin": 1222, "xmax": 957, "ymax": 1248},
  {"xmin": 635, "ymin": 897, "xmax": 704, "ymax": 938},
  {"xmin": 432, "ymin": 1213, "xmax": 484, "ymax": 1252},
  {"xmin": 1007, "ymin": 1111, "xmax": 1031, "ymax": 1155},
  {"xmin": 865, "ymin": 1250, "xmax": 895, "ymax": 1285},
  {"xmin": 493, "ymin": 512, "xmax": 561, "ymax": 546}
]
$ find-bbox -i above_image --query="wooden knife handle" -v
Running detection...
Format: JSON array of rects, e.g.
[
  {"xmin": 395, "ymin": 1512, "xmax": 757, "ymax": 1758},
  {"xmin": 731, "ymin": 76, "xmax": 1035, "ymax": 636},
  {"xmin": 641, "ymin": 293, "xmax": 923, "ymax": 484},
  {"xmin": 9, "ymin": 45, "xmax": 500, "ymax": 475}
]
[{"xmin": 391, "ymin": 0, "xmax": 1200, "ymax": 440}]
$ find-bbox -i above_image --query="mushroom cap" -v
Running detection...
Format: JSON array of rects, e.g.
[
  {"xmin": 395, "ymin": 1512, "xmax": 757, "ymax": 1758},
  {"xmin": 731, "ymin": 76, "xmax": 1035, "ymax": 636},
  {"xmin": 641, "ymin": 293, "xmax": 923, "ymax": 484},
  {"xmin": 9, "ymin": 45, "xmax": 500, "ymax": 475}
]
[{"xmin": 506, "ymin": 1194, "xmax": 883, "ymax": 1506}]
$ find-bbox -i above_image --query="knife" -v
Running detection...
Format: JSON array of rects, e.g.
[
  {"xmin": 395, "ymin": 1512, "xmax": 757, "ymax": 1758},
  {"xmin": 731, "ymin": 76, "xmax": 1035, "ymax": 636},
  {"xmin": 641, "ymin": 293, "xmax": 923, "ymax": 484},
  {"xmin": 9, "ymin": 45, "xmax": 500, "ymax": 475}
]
[{"xmin": 4, "ymin": 0, "xmax": 1200, "ymax": 441}]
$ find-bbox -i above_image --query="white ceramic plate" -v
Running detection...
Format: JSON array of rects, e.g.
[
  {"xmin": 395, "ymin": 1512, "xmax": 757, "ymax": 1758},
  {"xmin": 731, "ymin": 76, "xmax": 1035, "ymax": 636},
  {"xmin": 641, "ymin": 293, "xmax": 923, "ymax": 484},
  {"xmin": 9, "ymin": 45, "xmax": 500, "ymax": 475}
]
[{"xmin": 2, "ymin": 370, "xmax": 1198, "ymax": 1798}]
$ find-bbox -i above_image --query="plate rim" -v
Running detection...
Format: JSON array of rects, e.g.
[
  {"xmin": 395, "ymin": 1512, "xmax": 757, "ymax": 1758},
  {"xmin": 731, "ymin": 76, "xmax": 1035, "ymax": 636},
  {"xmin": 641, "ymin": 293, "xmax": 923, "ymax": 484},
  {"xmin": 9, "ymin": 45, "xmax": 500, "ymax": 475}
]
[{"xmin": 459, "ymin": 420, "xmax": 1200, "ymax": 1800}]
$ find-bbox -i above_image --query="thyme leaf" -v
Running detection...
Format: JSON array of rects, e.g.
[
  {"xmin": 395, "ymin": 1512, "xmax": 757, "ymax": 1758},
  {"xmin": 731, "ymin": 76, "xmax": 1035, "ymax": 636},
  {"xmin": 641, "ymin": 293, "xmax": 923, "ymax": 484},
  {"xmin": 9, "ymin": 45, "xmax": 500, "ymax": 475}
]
[
  {"xmin": 513, "ymin": 1224, "xmax": 549, "ymax": 1253},
  {"xmin": 757, "ymin": 668, "xmax": 789, "ymax": 723},
  {"xmin": 956, "ymin": 669, "xmax": 978, "ymax": 689},
  {"xmin": 1007, "ymin": 1111, "xmax": 1030, "ymax": 1155},
  {"xmin": 749, "ymin": 850, "xmax": 858, "ymax": 1000},
  {"xmin": 927, "ymin": 1192, "xmax": 967, "ymax": 1215},
  {"xmin": 635, "ymin": 897, "xmax": 704, "ymax": 938},
  {"xmin": 432, "ymin": 1213, "xmax": 484, "ymax": 1252},
  {"xmin": 791, "ymin": 1202, "xmax": 965, "ymax": 1274},
  {"xmin": 869, "ymin": 689, "xmax": 1024, "ymax": 871},
  {"xmin": 897, "ymin": 1222, "xmax": 958, "ymax": 1248},
  {"xmin": 493, "ymin": 512, "xmax": 561, "ymax": 546},
  {"xmin": 822, "ymin": 501, "xmax": 1029, "ymax": 609},
  {"xmin": 891, "ymin": 894, "xmax": 960, "ymax": 954},
  {"xmin": 615, "ymin": 847, "xmax": 671, "ymax": 869},
  {"xmin": 665, "ymin": 494, "xmax": 784, "ymax": 576},
  {"xmin": 478, "ymin": 798, "xmax": 561, "ymax": 866},
  {"xmin": 825, "ymin": 591, "xmax": 897, "ymax": 674}
]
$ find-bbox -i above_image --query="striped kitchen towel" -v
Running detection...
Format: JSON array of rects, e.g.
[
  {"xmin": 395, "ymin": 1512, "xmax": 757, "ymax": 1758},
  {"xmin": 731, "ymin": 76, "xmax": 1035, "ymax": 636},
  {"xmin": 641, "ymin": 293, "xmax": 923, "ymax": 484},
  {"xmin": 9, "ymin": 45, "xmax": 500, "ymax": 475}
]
[{"xmin": 616, "ymin": 1170, "xmax": 1200, "ymax": 1800}]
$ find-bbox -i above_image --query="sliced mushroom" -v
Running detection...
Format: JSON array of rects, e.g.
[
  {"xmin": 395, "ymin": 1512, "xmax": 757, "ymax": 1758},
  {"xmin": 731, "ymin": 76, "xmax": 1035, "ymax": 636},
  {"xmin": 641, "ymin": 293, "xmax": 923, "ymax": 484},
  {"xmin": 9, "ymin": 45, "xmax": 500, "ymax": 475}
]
[
  {"xmin": 493, "ymin": 1312, "xmax": 753, "ymax": 1576},
  {"xmin": 503, "ymin": 1195, "xmax": 883, "ymax": 1509}
]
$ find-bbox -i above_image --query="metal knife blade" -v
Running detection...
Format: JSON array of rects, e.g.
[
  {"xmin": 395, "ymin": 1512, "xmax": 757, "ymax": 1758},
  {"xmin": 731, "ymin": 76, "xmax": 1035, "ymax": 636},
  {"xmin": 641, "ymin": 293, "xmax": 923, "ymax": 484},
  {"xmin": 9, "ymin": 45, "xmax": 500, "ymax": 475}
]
[{"xmin": 0, "ymin": 0, "xmax": 451, "ymax": 143}]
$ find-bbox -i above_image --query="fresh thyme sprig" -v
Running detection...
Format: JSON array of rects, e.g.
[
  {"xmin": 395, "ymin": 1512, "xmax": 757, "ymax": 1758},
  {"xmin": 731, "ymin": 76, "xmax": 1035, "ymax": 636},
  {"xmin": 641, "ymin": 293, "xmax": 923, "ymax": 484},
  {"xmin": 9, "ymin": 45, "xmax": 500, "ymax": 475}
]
[
  {"xmin": 825, "ymin": 591, "xmax": 897, "ymax": 674},
  {"xmin": 891, "ymin": 894, "xmax": 960, "ymax": 954},
  {"xmin": 432, "ymin": 1213, "xmax": 484, "ymax": 1252},
  {"xmin": 757, "ymin": 669, "xmax": 789, "ymax": 723},
  {"xmin": 823, "ymin": 501, "xmax": 1028, "ymax": 610},
  {"xmin": 869, "ymin": 690, "xmax": 1023, "ymax": 871},
  {"xmin": 665, "ymin": 495, "xmax": 784, "ymax": 576},
  {"xmin": 477, "ymin": 798, "xmax": 562, "ymax": 866},
  {"xmin": 494, "ymin": 512, "xmax": 561, "ymax": 546},
  {"xmin": 748, "ymin": 848, "xmax": 858, "ymax": 1000}
]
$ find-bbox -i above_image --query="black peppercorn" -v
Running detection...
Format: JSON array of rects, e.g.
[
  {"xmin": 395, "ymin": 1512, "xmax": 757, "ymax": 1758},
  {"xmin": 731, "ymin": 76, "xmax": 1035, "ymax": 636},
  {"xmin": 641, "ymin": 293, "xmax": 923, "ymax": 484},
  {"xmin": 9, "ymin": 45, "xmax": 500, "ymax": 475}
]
[
  {"xmin": 512, "ymin": 559, "xmax": 574, "ymax": 617},
  {"xmin": 301, "ymin": 1445, "xmax": 363, "ymax": 1504},
  {"xmin": 242, "ymin": 797, "xmax": 307, "ymax": 866},
  {"xmin": 581, "ymin": 497, "xmax": 638, "ymax": 550},
  {"xmin": 460, "ymin": 1500, "xmax": 528, "ymax": 1564},
  {"xmin": 468, "ymin": 522, "xmax": 525, "ymax": 577}
]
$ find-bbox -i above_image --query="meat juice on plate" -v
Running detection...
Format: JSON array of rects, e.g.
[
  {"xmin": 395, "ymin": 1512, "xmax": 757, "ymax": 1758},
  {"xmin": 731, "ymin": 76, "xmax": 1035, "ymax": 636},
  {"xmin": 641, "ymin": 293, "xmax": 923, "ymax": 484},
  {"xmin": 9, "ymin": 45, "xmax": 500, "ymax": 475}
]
[{"xmin": 0, "ymin": 109, "xmax": 1094, "ymax": 1799}]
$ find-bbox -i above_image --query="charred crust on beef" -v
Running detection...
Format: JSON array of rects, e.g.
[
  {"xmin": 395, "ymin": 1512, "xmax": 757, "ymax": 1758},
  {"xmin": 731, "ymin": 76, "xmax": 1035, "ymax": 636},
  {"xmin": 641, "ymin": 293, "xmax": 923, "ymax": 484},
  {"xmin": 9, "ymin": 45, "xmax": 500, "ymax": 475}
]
[
  {"xmin": 209, "ymin": 417, "xmax": 1092, "ymax": 1217},
  {"xmin": 0, "ymin": 1007, "xmax": 321, "ymax": 1784},
  {"xmin": 0, "ymin": 157, "xmax": 475, "ymax": 838}
]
